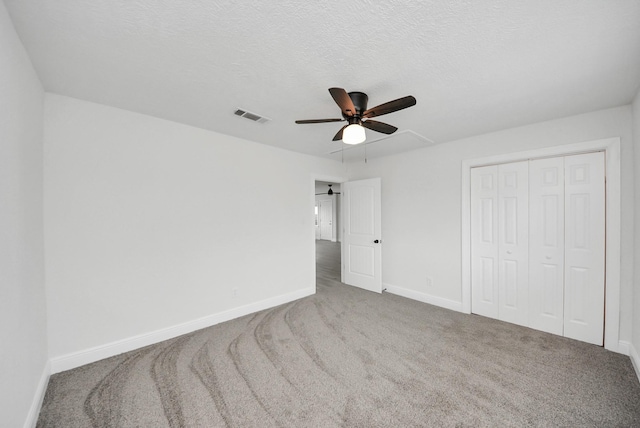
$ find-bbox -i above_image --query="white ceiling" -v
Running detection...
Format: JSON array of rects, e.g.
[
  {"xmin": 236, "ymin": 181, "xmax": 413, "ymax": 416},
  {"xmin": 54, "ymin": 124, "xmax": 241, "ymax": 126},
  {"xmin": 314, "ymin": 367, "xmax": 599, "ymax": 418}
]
[{"xmin": 5, "ymin": 0, "xmax": 640, "ymax": 160}]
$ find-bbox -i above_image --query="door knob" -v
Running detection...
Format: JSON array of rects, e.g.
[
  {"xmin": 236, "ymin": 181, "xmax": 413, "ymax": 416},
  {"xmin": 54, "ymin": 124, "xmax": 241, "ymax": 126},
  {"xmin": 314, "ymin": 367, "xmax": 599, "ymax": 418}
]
[
  {"xmin": 374, "ymin": 239, "xmax": 380, "ymax": 244},
  {"xmin": 506, "ymin": 251, "xmax": 512, "ymax": 254}
]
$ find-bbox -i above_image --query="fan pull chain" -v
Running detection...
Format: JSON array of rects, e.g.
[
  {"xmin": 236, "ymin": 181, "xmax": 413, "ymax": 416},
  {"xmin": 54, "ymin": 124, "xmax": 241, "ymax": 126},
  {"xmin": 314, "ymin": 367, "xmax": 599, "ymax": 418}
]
[{"xmin": 364, "ymin": 142, "xmax": 368, "ymax": 163}]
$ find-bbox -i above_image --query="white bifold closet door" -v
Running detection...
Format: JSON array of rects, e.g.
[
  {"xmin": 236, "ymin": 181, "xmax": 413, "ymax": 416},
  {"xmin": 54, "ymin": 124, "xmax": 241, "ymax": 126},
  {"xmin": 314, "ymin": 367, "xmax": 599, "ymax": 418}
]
[
  {"xmin": 470, "ymin": 161, "xmax": 529, "ymax": 327},
  {"xmin": 563, "ymin": 152, "xmax": 605, "ymax": 344},
  {"xmin": 529, "ymin": 156, "xmax": 565, "ymax": 336},
  {"xmin": 471, "ymin": 152, "xmax": 605, "ymax": 346},
  {"xmin": 470, "ymin": 165, "xmax": 499, "ymax": 319}
]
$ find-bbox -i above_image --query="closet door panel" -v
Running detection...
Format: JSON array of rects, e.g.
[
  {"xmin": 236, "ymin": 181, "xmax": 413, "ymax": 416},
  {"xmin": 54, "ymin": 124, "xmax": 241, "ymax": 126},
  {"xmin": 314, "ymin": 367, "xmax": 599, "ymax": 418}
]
[
  {"xmin": 471, "ymin": 166, "xmax": 499, "ymax": 319},
  {"xmin": 529, "ymin": 157, "xmax": 565, "ymax": 336},
  {"xmin": 563, "ymin": 152, "xmax": 605, "ymax": 345},
  {"xmin": 497, "ymin": 161, "xmax": 529, "ymax": 326}
]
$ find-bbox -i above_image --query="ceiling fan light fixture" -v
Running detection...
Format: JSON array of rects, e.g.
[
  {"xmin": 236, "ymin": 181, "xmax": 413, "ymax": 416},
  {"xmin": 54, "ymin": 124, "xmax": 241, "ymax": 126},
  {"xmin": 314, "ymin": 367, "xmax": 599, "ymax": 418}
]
[
  {"xmin": 295, "ymin": 88, "xmax": 416, "ymax": 144},
  {"xmin": 342, "ymin": 124, "xmax": 366, "ymax": 145}
]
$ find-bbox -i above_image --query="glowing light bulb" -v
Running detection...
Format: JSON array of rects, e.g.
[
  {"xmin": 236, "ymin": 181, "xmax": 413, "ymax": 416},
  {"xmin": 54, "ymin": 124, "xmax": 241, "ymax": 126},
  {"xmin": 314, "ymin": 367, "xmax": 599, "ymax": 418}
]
[{"xmin": 342, "ymin": 124, "xmax": 366, "ymax": 145}]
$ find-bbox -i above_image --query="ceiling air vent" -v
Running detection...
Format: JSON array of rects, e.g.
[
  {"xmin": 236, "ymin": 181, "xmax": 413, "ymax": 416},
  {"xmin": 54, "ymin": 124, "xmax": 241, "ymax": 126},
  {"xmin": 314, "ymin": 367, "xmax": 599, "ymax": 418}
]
[{"xmin": 234, "ymin": 108, "xmax": 271, "ymax": 124}]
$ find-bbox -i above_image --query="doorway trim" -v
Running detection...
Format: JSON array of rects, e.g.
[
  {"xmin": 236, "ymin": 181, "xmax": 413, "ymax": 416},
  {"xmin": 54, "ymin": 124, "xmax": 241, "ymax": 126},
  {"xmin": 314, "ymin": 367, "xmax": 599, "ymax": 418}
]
[
  {"xmin": 311, "ymin": 174, "xmax": 347, "ymax": 288},
  {"xmin": 461, "ymin": 137, "xmax": 621, "ymax": 352}
]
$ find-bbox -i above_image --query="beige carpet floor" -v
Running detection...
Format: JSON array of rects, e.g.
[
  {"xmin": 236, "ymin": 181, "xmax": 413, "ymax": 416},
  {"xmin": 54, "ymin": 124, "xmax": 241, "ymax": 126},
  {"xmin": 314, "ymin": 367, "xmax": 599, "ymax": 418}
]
[{"xmin": 37, "ymin": 241, "xmax": 640, "ymax": 427}]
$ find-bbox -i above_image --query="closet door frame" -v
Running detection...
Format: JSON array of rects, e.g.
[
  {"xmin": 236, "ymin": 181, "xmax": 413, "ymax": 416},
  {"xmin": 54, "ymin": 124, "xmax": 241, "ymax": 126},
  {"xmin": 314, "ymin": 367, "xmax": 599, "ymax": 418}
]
[{"xmin": 461, "ymin": 137, "xmax": 621, "ymax": 353}]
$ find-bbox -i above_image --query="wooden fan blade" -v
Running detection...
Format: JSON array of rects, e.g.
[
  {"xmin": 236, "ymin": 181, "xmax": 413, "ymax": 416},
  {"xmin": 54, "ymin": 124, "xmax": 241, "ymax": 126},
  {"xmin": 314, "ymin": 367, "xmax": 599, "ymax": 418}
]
[
  {"xmin": 329, "ymin": 88, "xmax": 356, "ymax": 117},
  {"xmin": 362, "ymin": 120, "xmax": 398, "ymax": 134},
  {"xmin": 332, "ymin": 124, "xmax": 348, "ymax": 141},
  {"xmin": 363, "ymin": 95, "xmax": 416, "ymax": 118},
  {"xmin": 295, "ymin": 118, "xmax": 344, "ymax": 124}
]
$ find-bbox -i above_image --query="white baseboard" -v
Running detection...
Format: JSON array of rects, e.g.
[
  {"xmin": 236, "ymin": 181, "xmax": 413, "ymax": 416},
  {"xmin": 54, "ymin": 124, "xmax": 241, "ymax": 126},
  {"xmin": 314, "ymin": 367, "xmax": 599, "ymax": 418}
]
[
  {"xmin": 617, "ymin": 340, "xmax": 630, "ymax": 355},
  {"xmin": 24, "ymin": 360, "xmax": 51, "ymax": 428},
  {"xmin": 384, "ymin": 284, "xmax": 463, "ymax": 313},
  {"xmin": 629, "ymin": 342, "xmax": 640, "ymax": 385},
  {"xmin": 50, "ymin": 287, "xmax": 315, "ymax": 374}
]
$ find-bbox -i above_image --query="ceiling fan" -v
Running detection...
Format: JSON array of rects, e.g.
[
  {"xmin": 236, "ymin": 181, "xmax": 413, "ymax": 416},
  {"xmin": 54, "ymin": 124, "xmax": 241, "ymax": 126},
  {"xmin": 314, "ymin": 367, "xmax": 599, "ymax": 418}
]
[
  {"xmin": 315, "ymin": 184, "xmax": 340, "ymax": 196},
  {"xmin": 295, "ymin": 88, "xmax": 416, "ymax": 145}
]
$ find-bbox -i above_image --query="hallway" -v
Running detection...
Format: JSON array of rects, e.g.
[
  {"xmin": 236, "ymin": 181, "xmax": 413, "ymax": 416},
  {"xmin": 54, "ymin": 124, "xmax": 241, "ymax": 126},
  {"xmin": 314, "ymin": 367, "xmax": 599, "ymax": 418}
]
[{"xmin": 315, "ymin": 240, "xmax": 341, "ymax": 284}]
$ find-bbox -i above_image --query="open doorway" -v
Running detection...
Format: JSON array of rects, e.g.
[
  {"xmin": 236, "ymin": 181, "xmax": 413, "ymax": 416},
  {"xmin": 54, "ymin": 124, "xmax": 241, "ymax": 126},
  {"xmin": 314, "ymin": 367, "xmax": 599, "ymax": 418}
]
[
  {"xmin": 315, "ymin": 181, "xmax": 340, "ymax": 242},
  {"xmin": 315, "ymin": 180, "xmax": 342, "ymax": 285}
]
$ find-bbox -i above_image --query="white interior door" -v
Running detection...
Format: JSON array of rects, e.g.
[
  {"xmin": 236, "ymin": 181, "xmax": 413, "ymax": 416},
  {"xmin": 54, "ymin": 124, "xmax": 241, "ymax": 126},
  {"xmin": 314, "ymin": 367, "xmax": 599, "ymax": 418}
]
[
  {"xmin": 471, "ymin": 162, "xmax": 528, "ymax": 325},
  {"xmin": 471, "ymin": 166, "xmax": 499, "ymax": 318},
  {"xmin": 319, "ymin": 199, "xmax": 333, "ymax": 240},
  {"xmin": 342, "ymin": 178, "xmax": 382, "ymax": 293},
  {"xmin": 529, "ymin": 156, "xmax": 565, "ymax": 336},
  {"xmin": 497, "ymin": 161, "xmax": 529, "ymax": 327},
  {"xmin": 563, "ymin": 152, "xmax": 605, "ymax": 345}
]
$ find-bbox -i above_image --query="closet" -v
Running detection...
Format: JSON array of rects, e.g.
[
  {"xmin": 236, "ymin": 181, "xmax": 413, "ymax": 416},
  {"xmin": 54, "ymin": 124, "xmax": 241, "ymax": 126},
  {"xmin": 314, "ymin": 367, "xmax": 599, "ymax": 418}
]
[{"xmin": 470, "ymin": 152, "xmax": 605, "ymax": 345}]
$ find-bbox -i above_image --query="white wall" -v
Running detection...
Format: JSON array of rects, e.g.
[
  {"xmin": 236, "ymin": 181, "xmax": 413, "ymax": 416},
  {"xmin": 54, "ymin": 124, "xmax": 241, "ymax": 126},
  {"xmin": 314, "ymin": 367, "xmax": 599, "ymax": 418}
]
[
  {"xmin": 632, "ymin": 89, "xmax": 640, "ymax": 366},
  {"xmin": 0, "ymin": 2, "xmax": 48, "ymax": 427},
  {"xmin": 44, "ymin": 94, "xmax": 345, "ymax": 360},
  {"xmin": 348, "ymin": 106, "xmax": 635, "ymax": 341}
]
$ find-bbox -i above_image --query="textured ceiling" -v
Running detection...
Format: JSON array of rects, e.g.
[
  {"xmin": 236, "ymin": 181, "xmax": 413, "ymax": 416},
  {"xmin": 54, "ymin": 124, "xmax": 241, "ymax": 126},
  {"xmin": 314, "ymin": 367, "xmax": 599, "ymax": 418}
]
[{"xmin": 5, "ymin": 0, "xmax": 640, "ymax": 160}]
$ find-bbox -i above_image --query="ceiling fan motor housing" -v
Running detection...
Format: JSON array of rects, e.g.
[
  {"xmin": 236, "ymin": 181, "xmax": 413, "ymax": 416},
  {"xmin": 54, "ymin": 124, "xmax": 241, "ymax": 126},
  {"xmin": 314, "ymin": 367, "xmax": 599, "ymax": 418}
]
[{"xmin": 346, "ymin": 92, "xmax": 368, "ymax": 118}]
